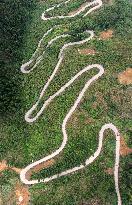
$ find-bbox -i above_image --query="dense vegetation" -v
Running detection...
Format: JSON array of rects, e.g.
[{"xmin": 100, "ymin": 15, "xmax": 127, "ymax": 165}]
[
  {"xmin": 0, "ymin": 0, "xmax": 35, "ymax": 116},
  {"xmin": 0, "ymin": 0, "xmax": 132, "ymax": 204}
]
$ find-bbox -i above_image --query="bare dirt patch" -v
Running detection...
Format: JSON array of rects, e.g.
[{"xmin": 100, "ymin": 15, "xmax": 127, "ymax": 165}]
[
  {"xmin": 26, "ymin": 159, "xmax": 55, "ymax": 180},
  {"xmin": 78, "ymin": 48, "xmax": 96, "ymax": 55},
  {"xmin": 0, "ymin": 160, "xmax": 8, "ymax": 172},
  {"xmin": 15, "ymin": 182, "xmax": 30, "ymax": 205},
  {"xmin": 99, "ymin": 29, "xmax": 113, "ymax": 40},
  {"xmin": 105, "ymin": 167, "xmax": 114, "ymax": 175},
  {"xmin": 10, "ymin": 167, "xmax": 22, "ymax": 174},
  {"xmin": 33, "ymin": 158, "xmax": 55, "ymax": 172},
  {"xmin": 120, "ymin": 136, "xmax": 132, "ymax": 156},
  {"xmin": 1, "ymin": 159, "xmax": 55, "ymax": 204},
  {"xmin": 118, "ymin": 68, "xmax": 132, "ymax": 85},
  {"xmin": 1, "ymin": 180, "xmax": 30, "ymax": 205},
  {"xmin": 68, "ymin": 2, "xmax": 89, "ymax": 16}
]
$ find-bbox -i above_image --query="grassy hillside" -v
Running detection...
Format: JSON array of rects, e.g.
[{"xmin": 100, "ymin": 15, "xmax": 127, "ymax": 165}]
[{"xmin": 0, "ymin": 0, "xmax": 132, "ymax": 204}]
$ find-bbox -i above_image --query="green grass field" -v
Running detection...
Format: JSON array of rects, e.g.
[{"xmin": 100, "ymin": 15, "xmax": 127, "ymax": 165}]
[{"xmin": 0, "ymin": 0, "xmax": 132, "ymax": 204}]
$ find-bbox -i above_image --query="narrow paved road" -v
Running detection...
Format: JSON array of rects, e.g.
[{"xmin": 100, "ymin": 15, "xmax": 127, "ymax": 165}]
[{"xmin": 20, "ymin": 1, "xmax": 122, "ymax": 204}]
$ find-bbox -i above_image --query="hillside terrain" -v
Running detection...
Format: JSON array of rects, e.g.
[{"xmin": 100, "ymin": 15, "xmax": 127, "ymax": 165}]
[{"xmin": 0, "ymin": 0, "xmax": 132, "ymax": 204}]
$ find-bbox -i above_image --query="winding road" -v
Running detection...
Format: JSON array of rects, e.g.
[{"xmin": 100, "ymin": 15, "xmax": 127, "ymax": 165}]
[{"xmin": 20, "ymin": 1, "xmax": 122, "ymax": 204}]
